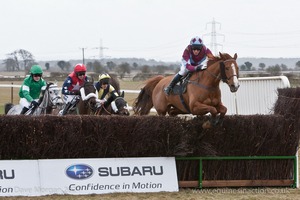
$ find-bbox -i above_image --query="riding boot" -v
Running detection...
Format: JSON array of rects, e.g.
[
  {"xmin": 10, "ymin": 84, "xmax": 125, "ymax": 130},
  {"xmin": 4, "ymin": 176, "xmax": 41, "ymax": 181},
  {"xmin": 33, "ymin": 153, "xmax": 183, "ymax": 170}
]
[
  {"xmin": 61, "ymin": 102, "xmax": 72, "ymax": 115},
  {"xmin": 164, "ymin": 73, "xmax": 183, "ymax": 95},
  {"xmin": 20, "ymin": 107, "xmax": 29, "ymax": 115}
]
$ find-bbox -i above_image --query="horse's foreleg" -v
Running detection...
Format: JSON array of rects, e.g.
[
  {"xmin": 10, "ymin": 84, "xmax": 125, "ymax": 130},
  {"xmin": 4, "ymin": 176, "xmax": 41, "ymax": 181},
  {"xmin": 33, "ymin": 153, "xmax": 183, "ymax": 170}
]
[
  {"xmin": 191, "ymin": 102, "xmax": 218, "ymax": 117},
  {"xmin": 168, "ymin": 107, "xmax": 186, "ymax": 116},
  {"xmin": 191, "ymin": 102, "xmax": 221, "ymax": 128},
  {"xmin": 216, "ymin": 104, "xmax": 227, "ymax": 126}
]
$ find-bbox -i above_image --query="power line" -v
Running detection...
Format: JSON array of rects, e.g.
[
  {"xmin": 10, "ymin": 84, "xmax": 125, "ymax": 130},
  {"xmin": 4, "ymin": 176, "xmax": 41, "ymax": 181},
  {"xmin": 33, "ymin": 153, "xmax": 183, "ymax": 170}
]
[
  {"xmin": 93, "ymin": 38, "xmax": 108, "ymax": 59},
  {"xmin": 203, "ymin": 18, "xmax": 225, "ymax": 55}
]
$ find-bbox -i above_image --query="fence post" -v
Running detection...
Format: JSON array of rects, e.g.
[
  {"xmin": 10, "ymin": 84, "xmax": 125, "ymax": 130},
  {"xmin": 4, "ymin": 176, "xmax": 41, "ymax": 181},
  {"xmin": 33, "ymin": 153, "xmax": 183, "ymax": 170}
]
[{"xmin": 11, "ymin": 82, "xmax": 14, "ymax": 103}]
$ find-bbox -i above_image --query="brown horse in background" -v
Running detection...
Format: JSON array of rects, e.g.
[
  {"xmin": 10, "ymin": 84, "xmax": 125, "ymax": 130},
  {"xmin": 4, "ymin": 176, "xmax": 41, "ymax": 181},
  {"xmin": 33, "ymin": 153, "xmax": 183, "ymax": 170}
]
[{"xmin": 133, "ymin": 52, "xmax": 240, "ymax": 128}]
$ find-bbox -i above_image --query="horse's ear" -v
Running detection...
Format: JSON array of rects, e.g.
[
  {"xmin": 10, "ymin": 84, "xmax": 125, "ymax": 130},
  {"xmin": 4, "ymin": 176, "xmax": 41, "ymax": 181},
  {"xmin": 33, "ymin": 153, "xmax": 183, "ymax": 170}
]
[
  {"xmin": 233, "ymin": 53, "xmax": 238, "ymax": 60},
  {"xmin": 219, "ymin": 52, "xmax": 223, "ymax": 59},
  {"xmin": 121, "ymin": 91, "xmax": 125, "ymax": 97},
  {"xmin": 86, "ymin": 76, "xmax": 94, "ymax": 83}
]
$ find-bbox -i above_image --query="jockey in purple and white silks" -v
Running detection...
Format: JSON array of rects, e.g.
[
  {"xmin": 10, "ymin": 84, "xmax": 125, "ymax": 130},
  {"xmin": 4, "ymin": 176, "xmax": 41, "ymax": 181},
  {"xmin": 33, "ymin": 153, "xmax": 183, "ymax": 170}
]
[{"xmin": 164, "ymin": 36, "xmax": 214, "ymax": 95}]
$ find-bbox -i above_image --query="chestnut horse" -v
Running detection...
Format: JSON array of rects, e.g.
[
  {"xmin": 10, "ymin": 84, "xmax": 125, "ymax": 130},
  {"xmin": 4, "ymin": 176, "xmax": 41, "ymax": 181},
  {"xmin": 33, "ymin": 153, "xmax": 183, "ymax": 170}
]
[{"xmin": 133, "ymin": 52, "xmax": 240, "ymax": 128}]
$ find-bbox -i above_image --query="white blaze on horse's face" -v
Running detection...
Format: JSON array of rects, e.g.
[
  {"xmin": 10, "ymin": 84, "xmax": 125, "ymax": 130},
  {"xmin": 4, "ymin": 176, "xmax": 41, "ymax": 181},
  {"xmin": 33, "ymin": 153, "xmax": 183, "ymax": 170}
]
[{"xmin": 230, "ymin": 63, "xmax": 240, "ymax": 92}]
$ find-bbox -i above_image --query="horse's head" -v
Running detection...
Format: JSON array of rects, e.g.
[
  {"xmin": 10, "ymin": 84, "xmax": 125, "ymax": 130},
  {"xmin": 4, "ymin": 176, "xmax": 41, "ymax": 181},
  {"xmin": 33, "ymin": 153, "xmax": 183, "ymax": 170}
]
[
  {"xmin": 219, "ymin": 52, "xmax": 240, "ymax": 93},
  {"xmin": 111, "ymin": 96, "xmax": 130, "ymax": 116},
  {"xmin": 79, "ymin": 81, "xmax": 98, "ymax": 113},
  {"xmin": 47, "ymin": 83, "xmax": 63, "ymax": 106}
]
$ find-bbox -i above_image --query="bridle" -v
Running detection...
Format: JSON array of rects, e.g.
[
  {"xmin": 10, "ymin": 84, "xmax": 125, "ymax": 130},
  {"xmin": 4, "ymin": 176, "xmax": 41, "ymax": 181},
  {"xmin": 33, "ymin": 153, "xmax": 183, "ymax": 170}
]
[
  {"xmin": 187, "ymin": 58, "xmax": 238, "ymax": 91},
  {"xmin": 84, "ymin": 97, "xmax": 97, "ymax": 113},
  {"xmin": 48, "ymin": 85, "xmax": 62, "ymax": 107},
  {"xmin": 220, "ymin": 59, "xmax": 239, "ymax": 83},
  {"xmin": 206, "ymin": 58, "xmax": 238, "ymax": 83}
]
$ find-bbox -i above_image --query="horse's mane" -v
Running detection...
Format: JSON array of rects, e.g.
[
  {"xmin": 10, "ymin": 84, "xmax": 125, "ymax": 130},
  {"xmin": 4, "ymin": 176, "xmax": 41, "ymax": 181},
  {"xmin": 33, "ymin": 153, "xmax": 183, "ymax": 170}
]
[{"xmin": 207, "ymin": 53, "xmax": 233, "ymax": 67}]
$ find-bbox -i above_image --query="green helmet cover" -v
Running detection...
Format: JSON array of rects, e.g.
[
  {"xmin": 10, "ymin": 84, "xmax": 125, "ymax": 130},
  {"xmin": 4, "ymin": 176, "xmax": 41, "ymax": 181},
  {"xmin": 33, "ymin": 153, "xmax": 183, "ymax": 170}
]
[{"xmin": 30, "ymin": 65, "xmax": 43, "ymax": 74}]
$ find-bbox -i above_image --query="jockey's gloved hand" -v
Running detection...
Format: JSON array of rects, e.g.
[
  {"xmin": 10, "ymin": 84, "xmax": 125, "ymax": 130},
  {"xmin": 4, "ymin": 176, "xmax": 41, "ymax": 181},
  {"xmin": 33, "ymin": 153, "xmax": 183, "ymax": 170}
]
[
  {"xmin": 70, "ymin": 90, "xmax": 80, "ymax": 95},
  {"xmin": 195, "ymin": 65, "xmax": 207, "ymax": 71},
  {"xmin": 195, "ymin": 65, "xmax": 202, "ymax": 71},
  {"xmin": 30, "ymin": 100, "xmax": 39, "ymax": 108}
]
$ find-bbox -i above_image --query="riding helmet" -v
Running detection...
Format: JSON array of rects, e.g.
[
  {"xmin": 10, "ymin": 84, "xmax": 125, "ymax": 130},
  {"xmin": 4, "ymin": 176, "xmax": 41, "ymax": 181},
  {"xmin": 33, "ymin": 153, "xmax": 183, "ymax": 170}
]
[
  {"xmin": 30, "ymin": 65, "xmax": 43, "ymax": 75},
  {"xmin": 190, "ymin": 36, "xmax": 203, "ymax": 48},
  {"xmin": 99, "ymin": 73, "xmax": 111, "ymax": 85},
  {"xmin": 74, "ymin": 63, "xmax": 87, "ymax": 74}
]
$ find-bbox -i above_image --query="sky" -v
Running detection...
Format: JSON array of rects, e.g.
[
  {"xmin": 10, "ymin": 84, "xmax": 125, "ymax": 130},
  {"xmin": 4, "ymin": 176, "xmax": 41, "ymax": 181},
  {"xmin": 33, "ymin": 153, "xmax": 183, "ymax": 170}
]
[{"xmin": 1, "ymin": 0, "xmax": 300, "ymax": 62}]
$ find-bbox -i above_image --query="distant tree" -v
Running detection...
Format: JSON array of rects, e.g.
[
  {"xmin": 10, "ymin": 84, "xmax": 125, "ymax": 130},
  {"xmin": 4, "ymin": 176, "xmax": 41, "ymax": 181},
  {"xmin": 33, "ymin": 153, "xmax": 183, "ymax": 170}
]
[
  {"xmin": 132, "ymin": 62, "xmax": 138, "ymax": 70},
  {"xmin": 117, "ymin": 62, "xmax": 131, "ymax": 79},
  {"xmin": 266, "ymin": 65, "xmax": 281, "ymax": 75},
  {"xmin": 296, "ymin": 61, "xmax": 300, "ymax": 69},
  {"xmin": 86, "ymin": 61, "xmax": 94, "ymax": 71},
  {"xmin": 65, "ymin": 62, "xmax": 71, "ymax": 72},
  {"xmin": 240, "ymin": 64, "xmax": 246, "ymax": 71},
  {"xmin": 140, "ymin": 65, "xmax": 151, "ymax": 73},
  {"xmin": 244, "ymin": 61, "xmax": 253, "ymax": 71},
  {"xmin": 3, "ymin": 58, "xmax": 18, "ymax": 71},
  {"xmin": 5, "ymin": 49, "xmax": 35, "ymax": 71},
  {"xmin": 280, "ymin": 64, "xmax": 288, "ymax": 71},
  {"xmin": 258, "ymin": 63, "xmax": 266, "ymax": 71},
  {"xmin": 106, "ymin": 61, "xmax": 117, "ymax": 71},
  {"xmin": 45, "ymin": 63, "xmax": 50, "ymax": 70},
  {"xmin": 93, "ymin": 60, "xmax": 105, "ymax": 73},
  {"xmin": 154, "ymin": 65, "xmax": 167, "ymax": 74},
  {"xmin": 57, "ymin": 61, "xmax": 66, "ymax": 71}
]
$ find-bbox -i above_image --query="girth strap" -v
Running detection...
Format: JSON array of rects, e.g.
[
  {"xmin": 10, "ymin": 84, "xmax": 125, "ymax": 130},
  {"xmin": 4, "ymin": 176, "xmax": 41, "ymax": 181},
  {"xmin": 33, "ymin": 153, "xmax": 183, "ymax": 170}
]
[{"xmin": 179, "ymin": 94, "xmax": 191, "ymax": 113}]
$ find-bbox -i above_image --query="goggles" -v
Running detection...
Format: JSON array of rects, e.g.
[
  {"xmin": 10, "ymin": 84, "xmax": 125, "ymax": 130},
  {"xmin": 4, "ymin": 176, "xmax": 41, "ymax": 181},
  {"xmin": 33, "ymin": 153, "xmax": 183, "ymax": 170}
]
[{"xmin": 33, "ymin": 74, "xmax": 42, "ymax": 77}]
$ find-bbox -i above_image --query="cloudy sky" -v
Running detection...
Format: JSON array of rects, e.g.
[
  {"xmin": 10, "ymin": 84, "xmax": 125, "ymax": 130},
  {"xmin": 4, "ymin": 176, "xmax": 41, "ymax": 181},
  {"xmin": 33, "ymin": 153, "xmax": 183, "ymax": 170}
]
[{"xmin": 1, "ymin": 0, "xmax": 300, "ymax": 62}]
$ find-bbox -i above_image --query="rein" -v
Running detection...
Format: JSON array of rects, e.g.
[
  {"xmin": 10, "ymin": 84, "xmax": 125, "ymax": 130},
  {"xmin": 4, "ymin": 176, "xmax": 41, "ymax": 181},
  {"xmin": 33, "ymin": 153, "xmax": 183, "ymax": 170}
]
[
  {"xmin": 95, "ymin": 104, "xmax": 112, "ymax": 115},
  {"xmin": 186, "ymin": 58, "xmax": 238, "ymax": 92},
  {"xmin": 188, "ymin": 72, "xmax": 218, "ymax": 91}
]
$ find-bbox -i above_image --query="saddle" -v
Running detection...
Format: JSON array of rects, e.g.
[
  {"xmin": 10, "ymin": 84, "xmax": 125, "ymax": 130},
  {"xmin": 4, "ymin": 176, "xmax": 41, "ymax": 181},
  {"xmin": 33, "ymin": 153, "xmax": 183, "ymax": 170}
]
[{"xmin": 172, "ymin": 73, "xmax": 192, "ymax": 95}]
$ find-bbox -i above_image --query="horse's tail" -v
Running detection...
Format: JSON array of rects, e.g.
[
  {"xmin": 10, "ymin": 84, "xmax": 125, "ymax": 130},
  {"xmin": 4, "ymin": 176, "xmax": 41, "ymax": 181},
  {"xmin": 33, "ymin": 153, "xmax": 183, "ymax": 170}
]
[
  {"xmin": 4, "ymin": 103, "xmax": 14, "ymax": 114},
  {"xmin": 133, "ymin": 75, "xmax": 164, "ymax": 115}
]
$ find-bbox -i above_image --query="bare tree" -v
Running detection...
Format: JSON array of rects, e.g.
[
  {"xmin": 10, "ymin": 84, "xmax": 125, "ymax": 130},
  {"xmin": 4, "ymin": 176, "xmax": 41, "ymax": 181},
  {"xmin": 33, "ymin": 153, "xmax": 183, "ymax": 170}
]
[
  {"xmin": 5, "ymin": 49, "xmax": 35, "ymax": 71},
  {"xmin": 3, "ymin": 58, "xmax": 17, "ymax": 71}
]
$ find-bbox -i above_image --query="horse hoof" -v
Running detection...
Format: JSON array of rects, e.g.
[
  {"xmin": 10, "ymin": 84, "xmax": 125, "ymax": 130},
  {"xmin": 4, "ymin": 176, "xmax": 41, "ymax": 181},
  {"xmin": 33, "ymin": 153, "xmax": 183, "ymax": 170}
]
[{"xmin": 202, "ymin": 121, "xmax": 212, "ymax": 129}]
